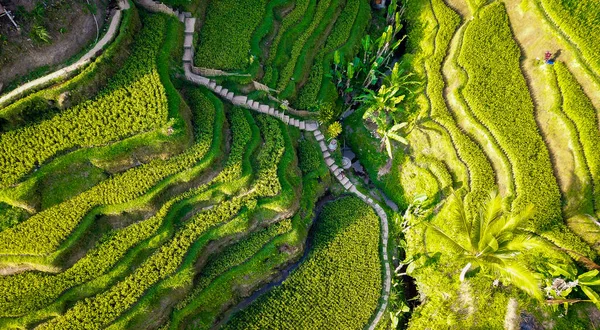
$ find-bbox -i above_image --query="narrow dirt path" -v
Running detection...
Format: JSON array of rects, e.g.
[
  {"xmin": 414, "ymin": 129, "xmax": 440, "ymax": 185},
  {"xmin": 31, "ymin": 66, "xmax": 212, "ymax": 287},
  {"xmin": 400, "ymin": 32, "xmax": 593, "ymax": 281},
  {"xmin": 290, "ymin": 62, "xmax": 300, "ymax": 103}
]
[
  {"xmin": 503, "ymin": 0, "xmax": 594, "ymax": 216},
  {"xmin": 442, "ymin": 19, "xmax": 515, "ymax": 197},
  {"xmin": 0, "ymin": 0, "xmax": 130, "ymax": 108}
]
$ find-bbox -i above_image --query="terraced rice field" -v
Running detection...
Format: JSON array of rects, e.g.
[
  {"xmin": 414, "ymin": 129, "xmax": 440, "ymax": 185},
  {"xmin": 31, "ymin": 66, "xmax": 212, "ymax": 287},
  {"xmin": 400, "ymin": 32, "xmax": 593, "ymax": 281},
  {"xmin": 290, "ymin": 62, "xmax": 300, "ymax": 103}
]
[{"xmin": 0, "ymin": 0, "xmax": 599, "ymax": 328}]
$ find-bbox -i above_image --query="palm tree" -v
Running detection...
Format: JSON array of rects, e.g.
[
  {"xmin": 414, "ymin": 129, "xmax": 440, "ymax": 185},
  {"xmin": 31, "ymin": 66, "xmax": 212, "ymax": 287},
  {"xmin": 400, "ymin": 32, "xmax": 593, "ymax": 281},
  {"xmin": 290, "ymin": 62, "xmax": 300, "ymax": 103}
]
[
  {"xmin": 426, "ymin": 191, "xmax": 544, "ymax": 301},
  {"xmin": 378, "ymin": 121, "xmax": 408, "ymax": 159}
]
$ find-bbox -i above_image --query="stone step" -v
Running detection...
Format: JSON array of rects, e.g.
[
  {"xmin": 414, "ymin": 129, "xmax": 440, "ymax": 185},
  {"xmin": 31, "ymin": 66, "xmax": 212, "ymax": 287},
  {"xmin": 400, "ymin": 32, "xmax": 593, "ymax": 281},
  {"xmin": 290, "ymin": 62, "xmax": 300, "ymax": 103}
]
[
  {"xmin": 330, "ymin": 163, "xmax": 338, "ymax": 172},
  {"xmin": 304, "ymin": 121, "xmax": 318, "ymax": 131},
  {"xmin": 214, "ymin": 85, "xmax": 222, "ymax": 94},
  {"xmin": 319, "ymin": 141, "xmax": 328, "ymax": 152},
  {"xmin": 314, "ymin": 131, "xmax": 324, "ymax": 141},
  {"xmin": 259, "ymin": 104, "xmax": 269, "ymax": 113},
  {"xmin": 232, "ymin": 95, "xmax": 247, "ymax": 106},
  {"xmin": 226, "ymin": 91, "xmax": 234, "ymax": 100},
  {"xmin": 343, "ymin": 181, "xmax": 353, "ymax": 190},
  {"xmin": 333, "ymin": 168, "xmax": 342, "ymax": 176},
  {"xmin": 185, "ymin": 17, "xmax": 196, "ymax": 33},
  {"xmin": 325, "ymin": 157, "xmax": 335, "ymax": 166},
  {"xmin": 183, "ymin": 48, "xmax": 193, "ymax": 62},
  {"xmin": 268, "ymin": 107, "xmax": 275, "ymax": 115},
  {"xmin": 219, "ymin": 89, "xmax": 229, "ymax": 97},
  {"xmin": 340, "ymin": 177, "xmax": 349, "ymax": 186},
  {"xmin": 283, "ymin": 115, "xmax": 290, "ymax": 124},
  {"xmin": 209, "ymin": 81, "xmax": 217, "ymax": 89},
  {"xmin": 323, "ymin": 151, "xmax": 331, "ymax": 158},
  {"xmin": 183, "ymin": 35, "xmax": 193, "ymax": 49}
]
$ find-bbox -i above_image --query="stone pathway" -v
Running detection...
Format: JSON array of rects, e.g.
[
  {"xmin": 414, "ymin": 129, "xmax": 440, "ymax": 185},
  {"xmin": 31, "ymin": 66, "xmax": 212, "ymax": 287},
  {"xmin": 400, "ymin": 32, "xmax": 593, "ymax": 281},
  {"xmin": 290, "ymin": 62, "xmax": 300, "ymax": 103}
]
[{"xmin": 0, "ymin": 0, "xmax": 130, "ymax": 108}]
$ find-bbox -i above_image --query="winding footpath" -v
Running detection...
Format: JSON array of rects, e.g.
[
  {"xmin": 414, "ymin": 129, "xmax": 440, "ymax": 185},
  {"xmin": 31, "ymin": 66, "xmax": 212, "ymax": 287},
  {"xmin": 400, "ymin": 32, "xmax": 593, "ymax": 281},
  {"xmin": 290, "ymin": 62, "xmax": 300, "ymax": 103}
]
[{"xmin": 0, "ymin": 0, "xmax": 131, "ymax": 108}]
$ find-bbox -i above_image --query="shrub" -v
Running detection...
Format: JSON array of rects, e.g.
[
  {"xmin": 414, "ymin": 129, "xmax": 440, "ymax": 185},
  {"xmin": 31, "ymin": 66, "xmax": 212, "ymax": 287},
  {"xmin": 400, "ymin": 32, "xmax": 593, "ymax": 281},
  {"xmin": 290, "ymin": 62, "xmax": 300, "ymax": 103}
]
[{"xmin": 298, "ymin": 139, "xmax": 322, "ymax": 174}]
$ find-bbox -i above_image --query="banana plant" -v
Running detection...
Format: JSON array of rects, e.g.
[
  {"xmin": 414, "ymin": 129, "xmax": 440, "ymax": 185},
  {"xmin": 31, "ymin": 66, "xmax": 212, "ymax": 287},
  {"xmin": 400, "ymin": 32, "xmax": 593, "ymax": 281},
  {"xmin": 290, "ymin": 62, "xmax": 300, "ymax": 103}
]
[
  {"xmin": 378, "ymin": 121, "xmax": 408, "ymax": 159},
  {"xmin": 544, "ymin": 265, "xmax": 600, "ymax": 310},
  {"xmin": 356, "ymin": 84, "xmax": 406, "ymax": 121}
]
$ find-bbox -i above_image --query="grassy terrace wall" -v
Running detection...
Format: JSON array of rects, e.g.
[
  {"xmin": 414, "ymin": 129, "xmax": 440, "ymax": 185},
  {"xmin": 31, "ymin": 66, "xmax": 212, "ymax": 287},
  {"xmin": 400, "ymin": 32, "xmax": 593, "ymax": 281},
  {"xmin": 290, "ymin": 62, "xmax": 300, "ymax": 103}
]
[
  {"xmin": 458, "ymin": 3, "xmax": 593, "ymax": 256},
  {"xmin": 554, "ymin": 62, "xmax": 600, "ymax": 216}
]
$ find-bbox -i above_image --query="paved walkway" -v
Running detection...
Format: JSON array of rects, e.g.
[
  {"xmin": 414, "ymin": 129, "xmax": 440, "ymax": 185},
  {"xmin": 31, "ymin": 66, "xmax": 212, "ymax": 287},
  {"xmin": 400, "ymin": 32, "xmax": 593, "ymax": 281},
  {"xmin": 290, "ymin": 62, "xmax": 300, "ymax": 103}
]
[
  {"xmin": 0, "ymin": 0, "xmax": 130, "ymax": 108},
  {"xmin": 172, "ymin": 7, "xmax": 392, "ymax": 329}
]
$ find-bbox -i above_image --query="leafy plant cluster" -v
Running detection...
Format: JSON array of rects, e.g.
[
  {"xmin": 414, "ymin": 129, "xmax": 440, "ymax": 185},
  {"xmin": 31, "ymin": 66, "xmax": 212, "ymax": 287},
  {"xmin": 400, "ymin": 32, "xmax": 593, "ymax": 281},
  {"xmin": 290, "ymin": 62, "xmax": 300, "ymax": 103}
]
[
  {"xmin": 0, "ymin": 88, "xmax": 220, "ymax": 256},
  {"xmin": 0, "ymin": 14, "xmax": 171, "ymax": 188},
  {"xmin": 223, "ymin": 196, "xmax": 382, "ymax": 330},
  {"xmin": 194, "ymin": 0, "xmax": 268, "ymax": 70},
  {"xmin": 298, "ymin": 138, "xmax": 322, "ymax": 174}
]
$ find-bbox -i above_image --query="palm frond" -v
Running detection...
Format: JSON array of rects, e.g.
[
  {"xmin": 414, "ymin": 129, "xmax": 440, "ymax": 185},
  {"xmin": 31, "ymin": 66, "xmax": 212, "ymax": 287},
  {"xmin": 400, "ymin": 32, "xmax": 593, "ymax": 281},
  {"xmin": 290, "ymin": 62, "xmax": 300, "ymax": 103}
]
[
  {"xmin": 424, "ymin": 223, "xmax": 469, "ymax": 254},
  {"xmin": 490, "ymin": 262, "xmax": 544, "ymax": 301}
]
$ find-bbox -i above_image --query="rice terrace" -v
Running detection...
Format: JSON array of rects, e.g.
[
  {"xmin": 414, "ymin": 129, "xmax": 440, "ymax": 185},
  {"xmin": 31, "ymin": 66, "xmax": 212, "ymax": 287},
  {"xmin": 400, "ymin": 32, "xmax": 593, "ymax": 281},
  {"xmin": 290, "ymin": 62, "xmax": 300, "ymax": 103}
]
[{"xmin": 0, "ymin": 0, "xmax": 598, "ymax": 328}]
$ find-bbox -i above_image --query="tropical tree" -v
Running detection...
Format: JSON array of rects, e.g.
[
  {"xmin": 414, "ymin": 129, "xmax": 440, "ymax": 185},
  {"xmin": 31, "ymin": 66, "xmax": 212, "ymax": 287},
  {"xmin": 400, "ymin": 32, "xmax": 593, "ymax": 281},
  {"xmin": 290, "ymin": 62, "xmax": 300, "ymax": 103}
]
[
  {"xmin": 425, "ymin": 191, "xmax": 544, "ymax": 300},
  {"xmin": 377, "ymin": 121, "xmax": 408, "ymax": 159},
  {"xmin": 356, "ymin": 84, "xmax": 406, "ymax": 122}
]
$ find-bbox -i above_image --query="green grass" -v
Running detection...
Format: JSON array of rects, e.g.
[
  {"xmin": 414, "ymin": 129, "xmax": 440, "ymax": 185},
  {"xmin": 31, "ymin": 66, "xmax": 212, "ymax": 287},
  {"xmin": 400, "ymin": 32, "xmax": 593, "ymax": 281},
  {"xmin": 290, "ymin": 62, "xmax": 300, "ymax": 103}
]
[
  {"xmin": 194, "ymin": 0, "xmax": 269, "ymax": 71},
  {"xmin": 223, "ymin": 196, "xmax": 381, "ymax": 330}
]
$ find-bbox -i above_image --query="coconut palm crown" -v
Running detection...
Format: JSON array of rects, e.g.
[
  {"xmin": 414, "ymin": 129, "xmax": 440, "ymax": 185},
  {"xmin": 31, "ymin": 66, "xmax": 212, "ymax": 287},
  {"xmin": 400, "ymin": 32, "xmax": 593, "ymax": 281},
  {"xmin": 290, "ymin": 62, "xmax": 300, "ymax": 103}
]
[{"xmin": 426, "ymin": 191, "xmax": 544, "ymax": 301}]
